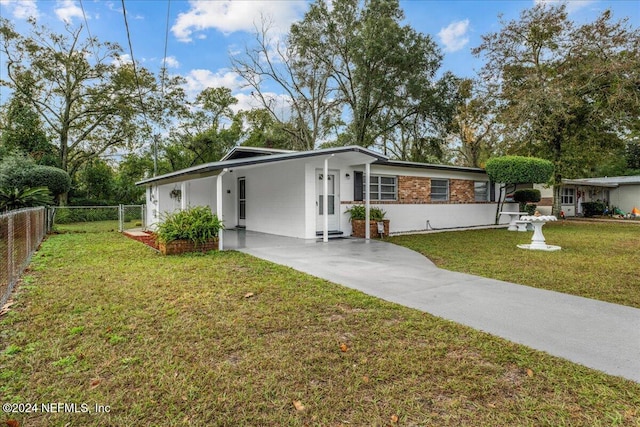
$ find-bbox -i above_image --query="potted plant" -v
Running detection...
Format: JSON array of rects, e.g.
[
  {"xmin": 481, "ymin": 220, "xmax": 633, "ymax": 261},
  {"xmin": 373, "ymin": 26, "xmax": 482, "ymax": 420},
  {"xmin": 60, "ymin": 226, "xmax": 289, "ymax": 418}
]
[
  {"xmin": 155, "ymin": 206, "xmax": 224, "ymax": 255},
  {"xmin": 345, "ymin": 205, "xmax": 390, "ymax": 238}
]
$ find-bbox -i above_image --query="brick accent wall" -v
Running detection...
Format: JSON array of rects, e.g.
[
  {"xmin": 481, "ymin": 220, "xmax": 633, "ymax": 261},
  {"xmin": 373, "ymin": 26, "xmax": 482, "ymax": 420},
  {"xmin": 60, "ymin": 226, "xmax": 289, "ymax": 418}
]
[
  {"xmin": 395, "ymin": 176, "xmax": 478, "ymax": 204},
  {"xmin": 449, "ymin": 179, "xmax": 475, "ymax": 203},
  {"xmin": 343, "ymin": 175, "xmax": 489, "ymax": 205},
  {"xmin": 351, "ymin": 219, "xmax": 390, "ymax": 238},
  {"xmin": 398, "ymin": 176, "xmax": 431, "ymax": 203}
]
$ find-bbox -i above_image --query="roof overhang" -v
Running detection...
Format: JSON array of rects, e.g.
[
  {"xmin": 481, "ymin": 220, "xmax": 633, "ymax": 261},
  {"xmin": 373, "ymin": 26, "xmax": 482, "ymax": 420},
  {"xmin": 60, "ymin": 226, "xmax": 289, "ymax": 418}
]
[
  {"xmin": 375, "ymin": 159, "xmax": 486, "ymax": 174},
  {"xmin": 136, "ymin": 146, "xmax": 387, "ymax": 187},
  {"xmin": 562, "ymin": 179, "xmax": 619, "ymax": 188}
]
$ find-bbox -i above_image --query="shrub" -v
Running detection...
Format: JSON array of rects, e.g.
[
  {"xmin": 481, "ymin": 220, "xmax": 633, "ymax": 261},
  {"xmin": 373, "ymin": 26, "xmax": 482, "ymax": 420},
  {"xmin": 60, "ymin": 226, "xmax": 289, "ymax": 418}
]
[
  {"xmin": 156, "ymin": 206, "xmax": 224, "ymax": 245},
  {"xmin": 0, "ymin": 187, "xmax": 52, "ymax": 212},
  {"xmin": 581, "ymin": 201, "xmax": 606, "ymax": 217},
  {"xmin": 24, "ymin": 166, "xmax": 71, "ymax": 197},
  {"xmin": 0, "ymin": 154, "xmax": 70, "ymax": 198},
  {"xmin": 485, "ymin": 156, "xmax": 554, "ymax": 184},
  {"xmin": 345, "ymin": 205, "xmax": 387, "ymax": 221},
  {"xmin": 514, "ymin": 188, "xmax": 541, "ymax": 212}
]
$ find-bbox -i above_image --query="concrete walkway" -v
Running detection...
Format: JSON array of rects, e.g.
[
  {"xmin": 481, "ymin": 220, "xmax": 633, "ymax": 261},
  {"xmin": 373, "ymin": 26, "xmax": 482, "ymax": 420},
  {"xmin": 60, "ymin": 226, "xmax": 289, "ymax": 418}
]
[{"xmin": 224, "ymin": 230, "xmax": 640, "ymax": 383}]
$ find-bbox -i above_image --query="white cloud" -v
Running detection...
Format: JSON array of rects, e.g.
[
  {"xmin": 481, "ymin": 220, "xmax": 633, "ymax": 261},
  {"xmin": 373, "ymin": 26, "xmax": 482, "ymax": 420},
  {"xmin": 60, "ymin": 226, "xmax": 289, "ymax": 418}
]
[
  {"xmin": 184, "ymin": 69, "xmax": 244, "ymax": 95},
  {"xmin": 172, "ymin": 0, "xmax": 307, "ymax": 42},
  {"xmin": 438, "ymin": 19, "xmax": 470, "ymax": 53},
  {"xmin": 112, "ymin": 53, "xmax": 132, "ymax": 67},
  {"xmin": 162, "ymin": 56, "xmax": 180, "ymax": 69},
  {"xmin": 534, "ymin": 0, "xmax": 595, "ymax": 13},
  {"xmin": 55, "ymin": 0, "xmax": 84, "ymax": 24},
  {"xmin": 0, "ymin": 0, "xmax": 39, "ymax": 19},
  {"xmin": 233, "ymin": 91, "xmax": 292, "ymax": 117}
]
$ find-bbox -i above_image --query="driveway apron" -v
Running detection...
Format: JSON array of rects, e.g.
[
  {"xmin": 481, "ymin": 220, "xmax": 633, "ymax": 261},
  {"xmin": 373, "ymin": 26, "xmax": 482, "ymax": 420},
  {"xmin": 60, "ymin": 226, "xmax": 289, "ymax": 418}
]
[{"xmin": 227, "ymin": 231, "xmax": 640, "ymax": 383}]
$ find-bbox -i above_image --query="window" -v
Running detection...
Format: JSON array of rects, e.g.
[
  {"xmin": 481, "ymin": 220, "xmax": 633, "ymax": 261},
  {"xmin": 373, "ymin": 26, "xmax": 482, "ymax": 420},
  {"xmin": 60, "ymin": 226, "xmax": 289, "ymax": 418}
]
[
  {"xmin": 369, "ymin": 176, "xmax": 397, "ymax": 200},
  {"xmin": 474, "ymin": 181, "xmax": 489, "ymax": 202},
  {"xmin": 354, "ymin": 173, "xmax": 397, "ymax": 201},
  {"xmin": 431, "ymin": 179, "xmax": 449, "ymax": 201},
  {"xmin": 561, "ymin": 187, "xmax": 575, "ymax": 205}
]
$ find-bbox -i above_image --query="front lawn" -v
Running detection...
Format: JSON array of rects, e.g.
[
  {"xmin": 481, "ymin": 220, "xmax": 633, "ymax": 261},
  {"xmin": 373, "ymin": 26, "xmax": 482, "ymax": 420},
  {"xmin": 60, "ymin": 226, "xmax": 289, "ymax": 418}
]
[
  {"xmin": 1, "ymin": 232, "xmax": 639, "ymax": 426},
  {"xmin": 390, "ymin": 221, "xmax": 640, "ymax": 309}
]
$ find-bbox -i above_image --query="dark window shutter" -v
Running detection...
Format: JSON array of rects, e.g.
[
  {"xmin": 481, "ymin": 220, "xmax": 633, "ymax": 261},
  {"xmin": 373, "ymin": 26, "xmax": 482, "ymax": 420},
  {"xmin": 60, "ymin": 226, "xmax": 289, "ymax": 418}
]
[
  {"xmin": 354, "ymin": 171, "xmax": 363, "ymax": 201},
  {"xmin": 489, "ymin": 180, "xmax": 496, "ymax": 202}
]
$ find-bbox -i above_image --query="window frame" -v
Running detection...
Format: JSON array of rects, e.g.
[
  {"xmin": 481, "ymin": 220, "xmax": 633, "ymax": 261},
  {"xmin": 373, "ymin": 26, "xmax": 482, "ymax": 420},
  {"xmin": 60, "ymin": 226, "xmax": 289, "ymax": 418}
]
[
  {"xmin": 561, "ymin": 187, "xmax": 575, "ymax": 205},
  {"xmin": 355, "ymin": 173, "xmax": 397, "ymax": 201},
  {"xmin": 430, "ymin": 179, "xmax": 449, "ymax": 201},
  {"xmin": 474, "ymin": 181, "xmax": 490, "ymax": 202}
]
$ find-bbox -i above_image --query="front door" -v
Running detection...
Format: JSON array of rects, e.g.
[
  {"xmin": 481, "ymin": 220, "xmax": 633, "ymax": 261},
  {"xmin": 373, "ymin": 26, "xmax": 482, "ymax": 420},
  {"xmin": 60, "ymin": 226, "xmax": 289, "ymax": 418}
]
[
  {"xmin": 238, "ymin": 177, "xmax": 246, "ymax": 228},
  {"xmin": 316, "ymin": 170, "xmax": 340, "ymax": 232}
]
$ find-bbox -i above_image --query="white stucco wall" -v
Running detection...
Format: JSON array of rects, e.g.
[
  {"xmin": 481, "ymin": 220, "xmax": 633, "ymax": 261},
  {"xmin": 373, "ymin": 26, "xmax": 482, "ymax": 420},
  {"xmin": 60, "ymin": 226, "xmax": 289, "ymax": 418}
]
[
  {"xmin": 239, "ymin": 161, "xmax": 307, "ymax": 238},
  {"xmin": 185, "ymin": 177, "xmax": 216, "ymax": 209},
  {"xmin": 610, "ymin": 186, "xmax": 640, "ymax": 213}
]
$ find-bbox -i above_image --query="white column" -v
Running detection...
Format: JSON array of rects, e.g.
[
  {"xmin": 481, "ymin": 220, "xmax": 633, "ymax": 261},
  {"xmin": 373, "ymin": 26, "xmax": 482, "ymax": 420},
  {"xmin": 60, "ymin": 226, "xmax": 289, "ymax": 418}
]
[
  {"xmin": 216, "ymin": 169, "xmax": 228, "ymax": 250},
  {"xmin": 365, "ymin": 162, "xmax": 370, "ymax": 240},
  {"xmin": 323, "ymin": 157, "xmax": 329, "ymax": 243},
  {"xmin": 180, "ymin": 182, "xmax": 188, "ymax": 210}
]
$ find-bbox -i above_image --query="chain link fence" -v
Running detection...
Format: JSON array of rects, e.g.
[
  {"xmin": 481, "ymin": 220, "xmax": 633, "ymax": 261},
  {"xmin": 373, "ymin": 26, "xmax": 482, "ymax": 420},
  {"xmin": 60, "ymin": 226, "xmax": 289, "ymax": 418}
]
[
  {"xmin": 48, "ymin": 205, "xmax": 145, "ymax": 233},
  {"xmin": 1, "ymin": 207, "xmax": 47, "ymax": 308}
]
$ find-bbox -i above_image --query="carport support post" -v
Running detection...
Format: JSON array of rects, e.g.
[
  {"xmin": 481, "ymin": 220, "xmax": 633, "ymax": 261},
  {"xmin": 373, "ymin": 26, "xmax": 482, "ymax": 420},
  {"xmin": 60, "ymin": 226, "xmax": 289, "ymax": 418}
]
[
  {"xmin": 323, "ymin": 157, "xmax": 329, "ymax": 243},
  {"xmin": 217, "ymin": 169, "xmax": 228, "ymax": 251},
  {"xmin": 365, "ymin": 162, "xmax": 370, "ymax": 240}
]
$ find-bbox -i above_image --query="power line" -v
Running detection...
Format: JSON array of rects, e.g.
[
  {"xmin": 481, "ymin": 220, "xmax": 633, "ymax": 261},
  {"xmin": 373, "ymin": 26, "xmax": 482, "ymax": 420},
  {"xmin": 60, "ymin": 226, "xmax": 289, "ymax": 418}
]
[
  {"xmin": 120, "ymin": 0, "xmax": 155, "ymax": 173},
  {"xmin": 120, "ymin": 0, "xmax": 147, "ymax": 115},
  {"xmin": 161, "ymin": 0, "xmax": 171, "ymax": 94},
  {"xmin": 78, "ymin": 0, "xmax": 100, "ymax": 64},
  {"xmin": 155, "ymin": 0, "xmax": 172, "ymax": 177}
]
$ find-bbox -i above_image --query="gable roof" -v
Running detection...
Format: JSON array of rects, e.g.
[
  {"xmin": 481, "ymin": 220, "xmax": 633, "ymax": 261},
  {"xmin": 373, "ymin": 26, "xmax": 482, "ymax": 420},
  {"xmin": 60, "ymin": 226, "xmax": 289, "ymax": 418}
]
[
  {"xmin": 220, "ymin": 146, "xmax": 296, "ymax": 161},
  {"xmin": 563, "ymin": 176, "xmax": 640, "ymax": 188}
]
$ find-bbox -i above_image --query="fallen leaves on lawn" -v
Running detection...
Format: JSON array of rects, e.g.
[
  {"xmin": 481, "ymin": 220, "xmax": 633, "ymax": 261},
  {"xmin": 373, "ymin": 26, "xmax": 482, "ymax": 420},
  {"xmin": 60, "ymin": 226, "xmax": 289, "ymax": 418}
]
[
  {"xmin": 390, "ymin": 414, "xmax": 399, "ymax": 423},
  {"xmin": 293, "ymin": 400, "xmax": 305, "ymax": 411},
  {"xmin": 526, "ymin": 368, "xmax": 534, "ymax": 377},
  {"xmin": 244, "ymin": 292, "xmax": 255, "ymax": 299},
  {"xmin": 339, "ymin": 343, "xmax": 349, "ymax": 352}
]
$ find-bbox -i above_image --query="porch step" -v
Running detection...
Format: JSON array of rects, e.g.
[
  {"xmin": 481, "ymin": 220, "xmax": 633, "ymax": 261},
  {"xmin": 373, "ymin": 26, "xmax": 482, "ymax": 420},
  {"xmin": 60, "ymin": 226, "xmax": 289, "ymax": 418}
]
[{"xmin": 316, "ymin": 230, "xmax": 344, "ymax": 238}]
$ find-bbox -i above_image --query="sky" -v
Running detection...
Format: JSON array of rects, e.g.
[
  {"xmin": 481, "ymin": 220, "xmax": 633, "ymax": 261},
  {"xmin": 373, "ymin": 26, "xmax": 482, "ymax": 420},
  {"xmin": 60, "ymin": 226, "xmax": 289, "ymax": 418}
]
[{"xmin": 1, "ymin": 0, "xmax": 639, "ymax": 114}]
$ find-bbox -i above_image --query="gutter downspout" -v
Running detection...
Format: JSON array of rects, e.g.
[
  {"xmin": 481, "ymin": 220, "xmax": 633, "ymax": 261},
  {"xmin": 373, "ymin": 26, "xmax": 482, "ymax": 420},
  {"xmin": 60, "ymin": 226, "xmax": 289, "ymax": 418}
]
[
  {"xmin": 365, "ymin": 162, "xmax": 370, "ymax": 240},
  {"xmin": 217, "ymin": 168, "xmax": 228, "ymax": 251}
]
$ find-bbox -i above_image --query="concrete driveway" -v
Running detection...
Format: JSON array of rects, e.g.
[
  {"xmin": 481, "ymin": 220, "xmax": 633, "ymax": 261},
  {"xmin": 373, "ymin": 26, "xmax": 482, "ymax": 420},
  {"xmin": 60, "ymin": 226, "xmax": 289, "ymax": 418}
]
[{"xmin": 224, "ymin": 230, "xmax": 640, "ymax": 383}]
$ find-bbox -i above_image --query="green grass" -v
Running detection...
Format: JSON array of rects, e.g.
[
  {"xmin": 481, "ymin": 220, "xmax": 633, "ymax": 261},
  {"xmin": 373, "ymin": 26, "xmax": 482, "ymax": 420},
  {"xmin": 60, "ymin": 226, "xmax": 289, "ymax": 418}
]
[
  {"xmin": 389, "ymin": 221, "xmax": 640, "ymax": 309},
  {"xmin": 1, "ymin": 231, "xmax": 639, "ymax": 426}
]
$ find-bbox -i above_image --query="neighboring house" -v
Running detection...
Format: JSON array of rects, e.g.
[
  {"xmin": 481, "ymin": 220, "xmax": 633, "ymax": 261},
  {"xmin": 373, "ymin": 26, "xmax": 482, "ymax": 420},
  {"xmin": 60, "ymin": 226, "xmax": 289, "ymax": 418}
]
[
  {"xmin": 136, "ymin": 146, "xmax": 511, "ymax": 246},
  {"xmin": 560, "ymin": 176, "xmax": 640, "ymax": 216}
]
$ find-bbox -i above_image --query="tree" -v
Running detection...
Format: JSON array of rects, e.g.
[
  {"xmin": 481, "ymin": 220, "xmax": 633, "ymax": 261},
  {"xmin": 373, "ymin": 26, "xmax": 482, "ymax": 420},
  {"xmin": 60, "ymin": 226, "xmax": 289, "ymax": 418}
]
[
  {"xmin": 0, "ymin": 18, "xmax": 170, "ymax": 201},
  {"xmin": 76, "ymin": 159, "xmax": 115, "ymax": 203},
  {"xmin": 231, "ymin": 17, "xmax": 340, "ymax": 150},
  {"xmin": 485, "ymin": 156, "xmax": 554, "ymax": 223},
  {"xmin": 238, "ymin": 109, "xmax": 292, "ymax": 149},
  {"xmin": 474, "ymin": 4, "xmax": 640, "ymax": 214},
  {"xmin": 289, "ymin": 0, "xmax": 445, "ymax": 149},
  {"xmin": 1, "ymin": 87, "xmax": 56, "ymax": 165},
  {"xmin": 165, "ymin": 87, "xmax": 243, "ymax": 168},
  {"xmin": 448, "ymin": 79, "xmax": 498, "ymax": 168}
]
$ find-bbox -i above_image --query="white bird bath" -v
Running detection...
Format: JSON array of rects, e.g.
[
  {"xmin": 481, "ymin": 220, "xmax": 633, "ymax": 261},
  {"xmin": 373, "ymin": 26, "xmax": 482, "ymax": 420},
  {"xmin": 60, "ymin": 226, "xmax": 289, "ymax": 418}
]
[{"xmin": 517, "ymin": 215, "xmax": 561, "ymax": 251}]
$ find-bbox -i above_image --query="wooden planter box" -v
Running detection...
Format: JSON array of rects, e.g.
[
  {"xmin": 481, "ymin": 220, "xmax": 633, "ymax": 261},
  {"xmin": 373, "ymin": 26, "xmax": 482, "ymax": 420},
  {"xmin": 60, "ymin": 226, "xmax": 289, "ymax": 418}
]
[
  {"xmin": 158, "ymin": 238, "xmax": 218, "ymax": 255},
  {"xmin": 351, "ymin": 219, "xmax": 390, "ymax": 238}
]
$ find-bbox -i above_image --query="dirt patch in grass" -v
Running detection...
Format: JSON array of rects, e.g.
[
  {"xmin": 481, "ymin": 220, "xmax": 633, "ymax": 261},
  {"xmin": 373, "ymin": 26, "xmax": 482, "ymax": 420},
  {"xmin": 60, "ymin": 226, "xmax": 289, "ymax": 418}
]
[{"xmin": 1, "ymin": 232, "xmax": 639, "ymax": 426}]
